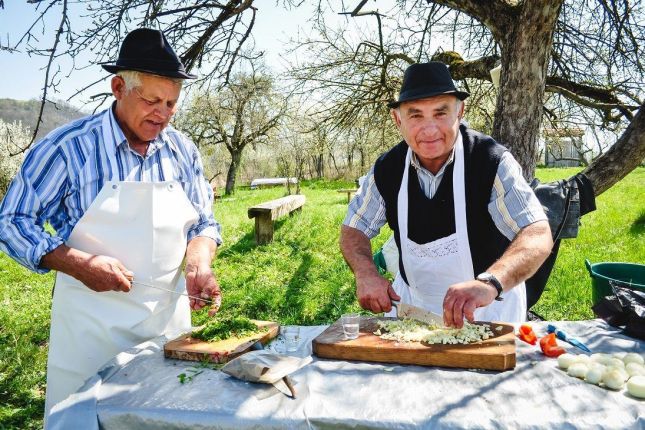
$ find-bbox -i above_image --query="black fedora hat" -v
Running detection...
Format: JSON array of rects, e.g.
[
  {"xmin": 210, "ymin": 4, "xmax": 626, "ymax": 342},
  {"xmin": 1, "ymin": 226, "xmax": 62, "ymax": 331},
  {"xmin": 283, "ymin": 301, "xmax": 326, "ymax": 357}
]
[
  {"xmin": 388, "ymin": 62, "xmax": 468, "ymax": 108},
  {"xmin": 101, "ymin": 28, "xmax": 197, "ymax": 79}
]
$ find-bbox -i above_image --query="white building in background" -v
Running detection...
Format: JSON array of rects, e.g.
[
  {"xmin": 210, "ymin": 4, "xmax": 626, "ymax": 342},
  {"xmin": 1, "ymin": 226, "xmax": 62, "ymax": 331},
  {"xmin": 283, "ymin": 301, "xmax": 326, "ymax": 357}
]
[{"xmin": 541, "ymin": 128, "xmax": 587, "ymax": 167}]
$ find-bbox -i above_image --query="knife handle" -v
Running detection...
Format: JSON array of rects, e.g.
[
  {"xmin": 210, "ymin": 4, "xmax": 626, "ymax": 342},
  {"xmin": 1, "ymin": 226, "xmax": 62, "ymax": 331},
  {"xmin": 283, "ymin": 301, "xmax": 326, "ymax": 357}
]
[{"xmin": 547, "ymin": 324, "xmax": 567, "ymax": 340}]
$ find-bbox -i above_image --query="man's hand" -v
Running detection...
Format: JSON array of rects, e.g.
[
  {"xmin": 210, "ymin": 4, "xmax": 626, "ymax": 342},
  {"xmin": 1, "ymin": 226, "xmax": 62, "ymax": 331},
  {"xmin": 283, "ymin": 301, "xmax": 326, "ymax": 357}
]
[
  {"xmin": 356, "ymin": 272, "xmax": 400, "ymax": 313},
  {"xmin": 442, "ymin": 280, "xmax": 497, "ymax": 328},
  {"xmin": 340, "ymin": 225, "xmax": 401, "ymax": 314},
  {"xmin": 442, "ymin": 220, "xmax": 553, "ymax": 328},
  {"xmin": 77, "ymin": 255, "xmax": 134, "ymax": 292},
  {"xmin": 40, "ymin": 245, "xmax": 133, "ymax": 292},
  {"xmin": 185, "ymin": 236, "xmax": 220, "ymax": 316},
  {"xmin": 185, "ymin": 264, "xmax": 222, "ymax": 316}
]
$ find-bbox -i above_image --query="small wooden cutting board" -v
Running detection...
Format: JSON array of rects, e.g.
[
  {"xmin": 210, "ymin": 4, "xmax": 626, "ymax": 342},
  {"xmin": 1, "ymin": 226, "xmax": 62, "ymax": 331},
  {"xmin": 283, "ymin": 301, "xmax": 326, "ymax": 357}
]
[
  {"xmin": 164, "ymin": 320, "xmax": 280, "ymax": 364},
  {"xmin": 313, "ymin": 317, "xmax": 516, "ymax": 371}
]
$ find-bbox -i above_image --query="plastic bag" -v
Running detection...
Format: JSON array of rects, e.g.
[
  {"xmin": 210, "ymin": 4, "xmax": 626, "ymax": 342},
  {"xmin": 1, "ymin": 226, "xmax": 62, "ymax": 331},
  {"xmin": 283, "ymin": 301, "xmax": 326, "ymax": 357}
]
[{"xmin": 221, "ymin": 350, "xmax": 312, "ymax": 397}]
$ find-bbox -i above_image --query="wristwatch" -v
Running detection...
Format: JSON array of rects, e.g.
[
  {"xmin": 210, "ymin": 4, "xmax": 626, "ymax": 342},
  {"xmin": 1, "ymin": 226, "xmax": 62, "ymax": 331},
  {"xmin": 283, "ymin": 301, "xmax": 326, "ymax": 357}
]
[{"xmin": 476, "ymin": 272, "xmax": 504, "ymax": 301}]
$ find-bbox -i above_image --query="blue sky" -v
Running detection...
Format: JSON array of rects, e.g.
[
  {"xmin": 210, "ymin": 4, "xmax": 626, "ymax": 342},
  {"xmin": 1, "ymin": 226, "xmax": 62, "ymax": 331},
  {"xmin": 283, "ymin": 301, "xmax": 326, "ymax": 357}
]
[{"xmin": 0, "ymin": 1, "xmax": 361, "ymax": 109}]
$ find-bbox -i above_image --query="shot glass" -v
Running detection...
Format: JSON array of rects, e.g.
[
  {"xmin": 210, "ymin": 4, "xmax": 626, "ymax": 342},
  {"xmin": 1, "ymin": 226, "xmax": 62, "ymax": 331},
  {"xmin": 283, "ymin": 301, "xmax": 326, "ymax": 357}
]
[
  {"xmin": 282, "ymin": 326, "xmax": 300, "ymax": 352},
  {"xmin": 341, "ymin": 313, "xmax": 360, "ymax": 340}
]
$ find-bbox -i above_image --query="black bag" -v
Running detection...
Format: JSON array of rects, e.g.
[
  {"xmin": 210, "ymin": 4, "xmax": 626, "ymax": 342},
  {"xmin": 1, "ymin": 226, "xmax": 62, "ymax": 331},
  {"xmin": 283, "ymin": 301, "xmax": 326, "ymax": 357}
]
[
  {"xmin": 592, "ymin": 281, "xmax": 645, "ymax": 341},
  {"xmin": 529, "ymin": 173, "xmax": 596, "ymax": 241},
  {"xmin": 525, "ymin": 173, "xmax": 596, "ymax": 310}
]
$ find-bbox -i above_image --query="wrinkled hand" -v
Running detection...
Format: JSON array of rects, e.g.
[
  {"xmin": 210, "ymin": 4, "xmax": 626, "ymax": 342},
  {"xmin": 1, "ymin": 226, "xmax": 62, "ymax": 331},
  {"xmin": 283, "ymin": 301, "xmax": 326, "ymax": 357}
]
[
  {"xmin": 442, "ymin": 280, "xmax": 497, "ymax": 328},
  {"xmin": 356, "ymin": 272, "xmax": 400, "ymax": 314},
  {"xmin": 186, "ymin": 265, "xmax": 222, "ymax": 316},
  {"xmin": 76, "ymin": 255, "xmax": 133, "ymax": 292}
]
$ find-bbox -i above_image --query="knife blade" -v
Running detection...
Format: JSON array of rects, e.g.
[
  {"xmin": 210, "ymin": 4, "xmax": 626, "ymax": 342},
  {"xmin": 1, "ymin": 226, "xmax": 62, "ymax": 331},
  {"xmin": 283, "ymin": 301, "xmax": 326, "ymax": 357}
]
[
  {"xmin": 130, "ymin": 280, "xmax": 215, "ymax": 305},
  {"xmin": 547, "ymin": 324, "xmax": 591, "ymax": 353},
  {"xmin": 392, "ymin": 300, "xmax": 444, "ymax": 326}
]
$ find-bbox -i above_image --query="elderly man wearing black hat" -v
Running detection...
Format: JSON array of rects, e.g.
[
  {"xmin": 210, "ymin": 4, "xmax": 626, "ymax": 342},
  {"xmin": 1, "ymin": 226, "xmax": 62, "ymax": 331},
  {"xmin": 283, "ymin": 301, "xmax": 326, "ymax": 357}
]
[
  {"xmin": 0, "ymin": 28, "xmax": 222, "ymax": 421},
  {"xmin": 340, "ymin": 62, "xmax": 553, "ymax": 328}
]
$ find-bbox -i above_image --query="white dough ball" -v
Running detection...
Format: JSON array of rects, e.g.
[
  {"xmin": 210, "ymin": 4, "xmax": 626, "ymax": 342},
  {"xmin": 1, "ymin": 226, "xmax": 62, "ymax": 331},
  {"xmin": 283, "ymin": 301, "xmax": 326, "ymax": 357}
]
[
  {"xmin": 622, "ymin": 353, "xmax": 645, "ymax": 366},
  {"xmin": 585, "ymin": 367, "xmax": 604, "ymax": 385},
  {"xmin": 625, "ymin": 362, "xmax": 645, "ymax": 377},
  {"xmin": 568, "ymin": 362, "xmax": 589, "ymax": 379},
  {"xmin": 602, "ymin": 368, "xmax": 626, "ymax": 390},
  {"xmin": 626, "ymin": 375, "xmax": 645, "ymax": 399},
  {"xmin": 558, "ymin": 353, "xmax": 578, "ymax": 370}
]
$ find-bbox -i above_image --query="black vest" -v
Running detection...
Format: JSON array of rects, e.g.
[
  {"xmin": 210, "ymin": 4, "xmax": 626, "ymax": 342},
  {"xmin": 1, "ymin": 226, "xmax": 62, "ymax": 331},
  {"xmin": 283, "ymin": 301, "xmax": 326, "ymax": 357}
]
[{"xmin": 374, "ymin": 125, "xmax": 510, "ymax": 284}]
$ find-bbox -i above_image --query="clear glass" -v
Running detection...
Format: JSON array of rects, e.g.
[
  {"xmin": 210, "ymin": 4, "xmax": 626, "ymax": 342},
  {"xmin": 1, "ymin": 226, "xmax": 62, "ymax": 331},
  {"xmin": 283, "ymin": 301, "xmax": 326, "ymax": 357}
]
[
  {"xmin": 282, "ymin": 326, "xmax": 300, "ymax": 352},
  {"xmin": 341, "ymin": 313, "xmax": 360, "ymax": 339}
]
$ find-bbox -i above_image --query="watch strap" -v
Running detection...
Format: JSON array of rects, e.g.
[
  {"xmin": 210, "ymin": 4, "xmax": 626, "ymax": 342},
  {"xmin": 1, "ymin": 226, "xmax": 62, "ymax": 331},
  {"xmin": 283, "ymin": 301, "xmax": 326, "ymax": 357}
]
[{"xmin": 477, "ymin": 273, "xmax": 504, "ymax": 301}]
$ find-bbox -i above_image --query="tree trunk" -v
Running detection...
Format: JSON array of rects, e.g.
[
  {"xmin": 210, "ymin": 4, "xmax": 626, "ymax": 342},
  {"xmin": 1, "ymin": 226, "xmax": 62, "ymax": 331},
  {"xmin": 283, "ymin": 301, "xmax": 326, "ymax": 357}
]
[
  {"xmin": 582, "ymin": 102, "xmax": 645, "ymax": 196},
  {"xmin": 315, "ymin": 153, "xmax": 324, "ymax": 178},
  {"xmin": 492, "ymin": 0, "xmax": 564, "ymax": 180},
  {"xmin": 225, "ymin": 148, "xmax": 243, "ymax": 195}
]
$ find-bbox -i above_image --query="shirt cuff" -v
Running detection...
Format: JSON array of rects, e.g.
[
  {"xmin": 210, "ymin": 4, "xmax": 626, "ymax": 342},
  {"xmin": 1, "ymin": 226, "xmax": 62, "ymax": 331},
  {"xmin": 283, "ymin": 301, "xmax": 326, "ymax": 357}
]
[
  {"xmin": 32, "ymin": 236, "xmax": 65, "ymax": 274},
  {"xmin": 189, "ymin": 225, "xmax": 222, "ymax": 246}
]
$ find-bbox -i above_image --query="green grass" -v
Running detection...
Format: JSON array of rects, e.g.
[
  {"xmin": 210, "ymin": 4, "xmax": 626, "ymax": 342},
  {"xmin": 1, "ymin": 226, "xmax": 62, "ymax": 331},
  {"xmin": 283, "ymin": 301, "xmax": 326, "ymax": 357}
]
[{"xmin": 0, "ymin": 168, "xmax": 643, "ymax": 428}]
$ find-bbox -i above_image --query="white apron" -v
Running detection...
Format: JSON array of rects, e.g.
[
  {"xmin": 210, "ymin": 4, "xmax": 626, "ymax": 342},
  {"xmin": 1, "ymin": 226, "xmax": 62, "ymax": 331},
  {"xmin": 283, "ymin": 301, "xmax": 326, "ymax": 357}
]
[
  {"xmin": 44, "ymin": 179, "xmax": 198, "ymax": 420},
  {"xmin": 386, "ymin": 134, "xmax": 526, "ymax": 322}
]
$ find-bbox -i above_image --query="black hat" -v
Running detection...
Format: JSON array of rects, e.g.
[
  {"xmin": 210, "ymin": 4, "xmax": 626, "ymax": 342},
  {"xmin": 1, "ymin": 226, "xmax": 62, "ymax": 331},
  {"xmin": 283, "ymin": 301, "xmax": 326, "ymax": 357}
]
[
  {"xmin": 388, "ymin": 62, "xmax": 469, "ymax": 108},
  {"xmin": 101, "ymin": 28, "xmax": 197, "ymax": 79}
]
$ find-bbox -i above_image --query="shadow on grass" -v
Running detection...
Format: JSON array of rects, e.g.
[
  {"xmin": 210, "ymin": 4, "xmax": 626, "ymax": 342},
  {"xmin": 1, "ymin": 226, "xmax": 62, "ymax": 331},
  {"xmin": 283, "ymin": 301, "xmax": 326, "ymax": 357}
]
[
  {"xmin": 630, "ymin": 211, "xmax": 645, "ymax": 235},
  {"xmin": 0, "ymin": 369, "xmax": 45, "ymax": 429},
  {"xmin": 281, "ymin": 252, "xmax": 313, "ymax": 322},
  {"xmin": 280, "ymin": 248, "xmax": 358, "ymax": 325}
]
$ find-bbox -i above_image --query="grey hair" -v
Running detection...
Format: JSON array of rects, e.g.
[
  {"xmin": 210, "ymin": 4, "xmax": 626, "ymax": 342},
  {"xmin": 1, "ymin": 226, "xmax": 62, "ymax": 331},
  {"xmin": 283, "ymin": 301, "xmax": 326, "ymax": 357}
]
[{"xmin": 116, "ymin": 70, "xmax": 183, "ymax": 93}]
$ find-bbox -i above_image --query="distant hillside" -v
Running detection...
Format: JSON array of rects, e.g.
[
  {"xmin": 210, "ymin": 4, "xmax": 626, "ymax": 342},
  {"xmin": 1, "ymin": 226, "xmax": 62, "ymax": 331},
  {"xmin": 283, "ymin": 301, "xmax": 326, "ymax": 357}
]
[{"xmin": 0, "ymin": 98, "xmax": 86, "ymax": 140}]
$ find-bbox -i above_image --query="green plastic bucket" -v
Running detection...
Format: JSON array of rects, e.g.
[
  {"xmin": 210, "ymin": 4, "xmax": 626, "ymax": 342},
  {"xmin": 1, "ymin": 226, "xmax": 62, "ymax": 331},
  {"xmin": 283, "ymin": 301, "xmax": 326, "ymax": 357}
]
[{"xmin": 585, "ymin": 259, "xmax": 645, "ymax": 306}]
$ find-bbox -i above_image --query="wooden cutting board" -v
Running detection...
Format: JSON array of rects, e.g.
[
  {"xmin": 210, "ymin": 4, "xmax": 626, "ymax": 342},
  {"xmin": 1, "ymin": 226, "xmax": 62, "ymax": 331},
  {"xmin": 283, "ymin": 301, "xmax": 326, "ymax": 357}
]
[
  {"xmin": 164, "ymin": 320, "xmax": 279, "ymax": 364},
  {"xmin": 312, "ymin": 317, "xmax": 516, "ymax": 371}
]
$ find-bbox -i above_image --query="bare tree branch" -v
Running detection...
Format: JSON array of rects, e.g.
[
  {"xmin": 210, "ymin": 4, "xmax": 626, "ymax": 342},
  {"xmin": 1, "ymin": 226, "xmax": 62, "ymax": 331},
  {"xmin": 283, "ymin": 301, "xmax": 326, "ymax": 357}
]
[{"xmin": 13, "ymin": 0, "xmax": 69, "ymax": 154}]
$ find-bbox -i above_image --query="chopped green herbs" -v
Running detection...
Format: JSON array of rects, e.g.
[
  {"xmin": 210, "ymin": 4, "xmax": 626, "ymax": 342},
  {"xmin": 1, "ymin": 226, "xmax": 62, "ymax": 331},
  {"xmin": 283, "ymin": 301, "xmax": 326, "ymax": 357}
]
[{"xmin": 191, "ymin": 315, "xmax": 266, "ymax": 342}]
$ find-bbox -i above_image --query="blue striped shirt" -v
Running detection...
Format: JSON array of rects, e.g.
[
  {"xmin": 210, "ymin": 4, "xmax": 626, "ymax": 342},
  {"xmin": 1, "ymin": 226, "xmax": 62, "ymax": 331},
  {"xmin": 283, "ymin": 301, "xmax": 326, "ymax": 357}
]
[
  {"xmin": 0, "ymin": 105, "xmax": 222, "ymax": 274},
  {"xmin": 344, "ymin": 149, "xmax": 547, "ymax": 240}
]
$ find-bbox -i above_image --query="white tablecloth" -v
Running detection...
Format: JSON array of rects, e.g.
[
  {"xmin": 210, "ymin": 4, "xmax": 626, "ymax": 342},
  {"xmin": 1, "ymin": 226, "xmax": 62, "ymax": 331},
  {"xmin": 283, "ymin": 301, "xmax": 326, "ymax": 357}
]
[{"xmin": 48, "ymin": 320, "xmax": 645, "ymax": 429}]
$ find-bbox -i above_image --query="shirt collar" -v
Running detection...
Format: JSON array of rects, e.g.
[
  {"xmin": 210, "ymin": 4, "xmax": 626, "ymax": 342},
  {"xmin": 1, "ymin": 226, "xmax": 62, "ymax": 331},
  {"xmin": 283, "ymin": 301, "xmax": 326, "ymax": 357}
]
[
  {"xmin": 105, "ymin": 103, "xmax": 178, "ymax": 155},
  {"xmin": 411, "ymin": 146, "xmax": 456, "ymax": 178}
]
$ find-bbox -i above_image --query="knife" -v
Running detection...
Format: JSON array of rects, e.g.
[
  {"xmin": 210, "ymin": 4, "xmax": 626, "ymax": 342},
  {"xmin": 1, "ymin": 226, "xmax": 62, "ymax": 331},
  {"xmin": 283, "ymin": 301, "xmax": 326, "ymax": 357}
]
[
  {"xmin": 547, "ymin": 324, "xmax": 591, "ymax": 353},
  {"xmin": 130, "ymin": 280, "xmax": 215, "ymax": 305},
  {"xmin": 391, "ymin": 300, "xmax": 444, "ymax": 326}
]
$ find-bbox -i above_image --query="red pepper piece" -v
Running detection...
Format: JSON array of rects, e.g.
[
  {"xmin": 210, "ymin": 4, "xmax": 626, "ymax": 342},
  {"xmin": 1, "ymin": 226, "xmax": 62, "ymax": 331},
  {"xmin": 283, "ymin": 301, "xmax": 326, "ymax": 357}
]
[
  {"xmin": 517, "ymin": 324, "xmax": 537, "ymax": 345},
  {"xmin": 539, "ymin": 333, "xmax": 565, "ymax": 357}
]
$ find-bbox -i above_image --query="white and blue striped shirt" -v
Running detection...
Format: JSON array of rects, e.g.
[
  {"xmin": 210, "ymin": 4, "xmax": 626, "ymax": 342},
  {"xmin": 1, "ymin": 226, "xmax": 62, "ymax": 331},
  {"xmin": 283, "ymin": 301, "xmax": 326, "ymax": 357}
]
[
  {"xmin": 344, "ymin": 149, "xmax": 547, "ymax": 240},
  {"xmin": 0, "ymin": 105, "xmax": 221, "ymax": 274}
]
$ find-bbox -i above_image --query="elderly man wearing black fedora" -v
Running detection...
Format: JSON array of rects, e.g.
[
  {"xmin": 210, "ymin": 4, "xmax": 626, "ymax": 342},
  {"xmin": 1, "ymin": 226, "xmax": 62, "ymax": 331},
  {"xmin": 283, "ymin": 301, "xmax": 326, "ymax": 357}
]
[
  {"xmin": 340, "ymin": 62, "xmax": 552, "ymax": 328},
  {"xmin": 0, "ymin": 28, "xmax": 222, "ymax": 420}
]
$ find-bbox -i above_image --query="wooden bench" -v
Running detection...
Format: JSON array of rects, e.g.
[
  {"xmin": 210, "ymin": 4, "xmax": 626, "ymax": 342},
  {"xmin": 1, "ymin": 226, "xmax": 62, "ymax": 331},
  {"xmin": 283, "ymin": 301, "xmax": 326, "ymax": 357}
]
[
  {"xmin": 337, "ymin": 188, "xmax": 359, "ymax": 203},
  {"xmin": 247, "ymin": 195, "xmax": 306, "ymax": 244},
  {"xmin": 250, "ymin": 177, "xmax": 298, "ymax": 190}
]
